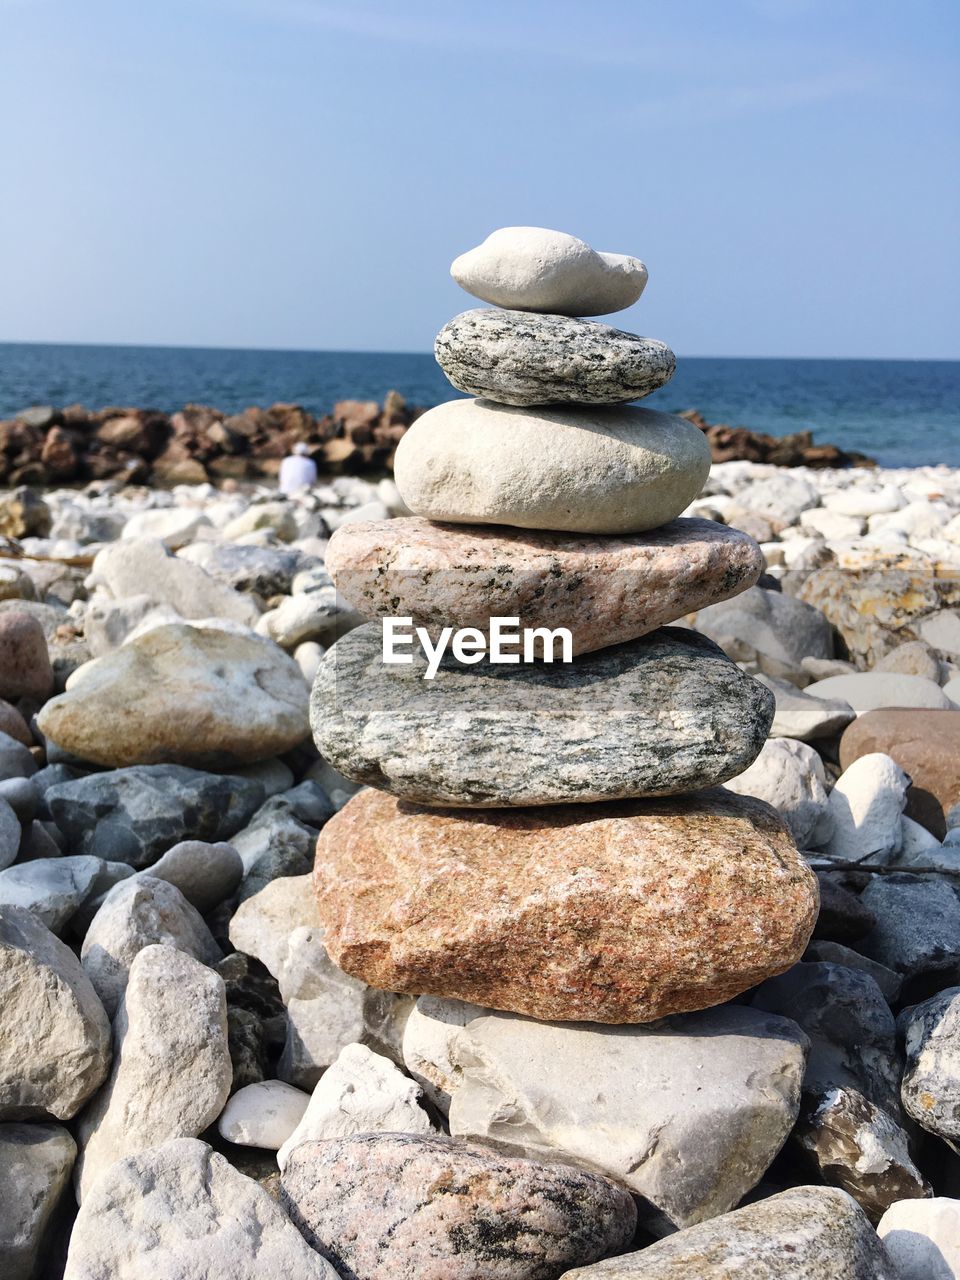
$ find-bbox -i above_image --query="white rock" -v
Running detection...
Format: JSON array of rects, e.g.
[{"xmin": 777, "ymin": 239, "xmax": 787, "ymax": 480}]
[
  {"xmin": 450, "ymin": 226, "xmax": 647, "ymax": 316},
  {"xmin": 402, "ymin": 998, "xmax": 808, "ymax": 1230},
  {"xmin": 823, "ymin": 485, "xmax": 905, "ymax": 517},
  {"xmin": 256, "ymin": 589, "xmax": 364, "ymax": 649},
  {"xmin": 920, "ymin": 610, "xmax": 960, "ymax": 659},
  {"xmin": 821, "ymin": 753, "xmax": 909, "ymax": 861},
  {"xmin": 330, "ymin": 499, "xmax": 392, "ymax": 529},
  {"xmin": 0, "ymin": 855, "xmax": 102, "ymax": 933},
  {"xmin": 736, "ymin": 473, "xmax": 821, "ymax": 526},
  {"xmin": 723, "ymin": 738, "xmax": 832, "ymax": 848},
  {"xmin": 394, "ymin": 399, "xmax": 711, "ymax": 535},
  {"xmin": 877, "ymin": 1197, "xmax": 960, "ymax": 1280},
  {"xmin": 83, "ymin": 594, "xmax": 181, "ymax": 656},
  {"xmin": 758, "ymin": 675, "xmax": 855, "ymax": 742},
  {"xmin": 376, "ymin": 477, "xmax": 410, "ymax": 516},
  {"xmin": 74, "ymin": 945, "xmax": 231, "ymax": 1203},
  {"xmin": 0, "ymin": 906, "xmax": 111, "ymax": 1121},
  {"xmin": 294, "ymin": 640, "xmax": 325, "ymax": 684},
  {"xmin": 81, "ymin": 875, "xmax": 222, "ymax": 1017},
  {"xmin": 122, "ymin": 508, "xmax": 212, "ymax": 549},
  {"xmin": 217, "ymin": 1080, "xmax": 310, "ymax": 1149},
  {"xmin": 899, "ymin": 815, "xmax": 944, "ymax": 863},
  {"xmin": 805, "ymin": 671, "xmax": 953, "ymax": 715},
  {"xmin": 144, "ymin": 840, "xmax": 243, "ymax": 913},
  {"xmin": 222, "ymin": 501, "xmax": 298, "ymax": 542},
  {"xmin": 64, "ymin": 1138, "xmax": 337, "ymax": 1279},
  {"xmin": 946, "ymin": 676, "xmax": 960, "ymax": 707},
  {"xmin": 88, "ymin": 538, "xmax": 259, "ymax": 625},
  {"xmin": 277, "ymin": 1042, "xmax": 432, "ymax": 1171},
  {"xmin": 277, "ymin": 926, "xmax": 371, "ymax": 1090},
  {"xmin": 801, "ymin": 508, "xmax": 866, "ymax": 540},
  {"xmin": 228, "ymin": 874, "xmax": 318, "ymax": 979}
]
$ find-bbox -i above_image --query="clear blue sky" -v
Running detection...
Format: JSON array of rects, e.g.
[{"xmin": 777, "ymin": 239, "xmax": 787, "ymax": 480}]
[{"xmin": 1, "ymin": 0, "xmax": 957, "ymax": 358}]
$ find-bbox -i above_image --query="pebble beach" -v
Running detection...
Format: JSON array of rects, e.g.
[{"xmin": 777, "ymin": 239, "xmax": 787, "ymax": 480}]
[{"xmin": 3, "ymin": 228, "xmax": 960, "ymax": 1279}]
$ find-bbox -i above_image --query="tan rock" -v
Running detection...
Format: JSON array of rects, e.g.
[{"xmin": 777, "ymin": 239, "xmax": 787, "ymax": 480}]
[
  {"xmin": 798, "ymin": 561, "xmax": 960, "ymax": 668},
  {"xmin": 37, "ymin": 624, "xmax": 309, "ymax": 769},
  {"xmin": 393, "ymin": 399, "xmax": 711, "ymax": 535},
  {"xmin": 326, "ymin": 516, "xmax": 763, "ymax": 656},
  {"xmin": 313, "ymin": 788, "xmax": 818, "ymax": 1024}
]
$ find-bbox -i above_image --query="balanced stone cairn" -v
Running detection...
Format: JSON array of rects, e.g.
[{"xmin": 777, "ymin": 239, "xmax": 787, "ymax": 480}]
[{"xmin": 310, "ymin": 225, "xmax": 818, "ymax": 1033}]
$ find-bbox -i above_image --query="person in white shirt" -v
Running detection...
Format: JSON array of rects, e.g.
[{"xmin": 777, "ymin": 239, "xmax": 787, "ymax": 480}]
[{"xmin": 278, "ymin": 441, "xmax": 318, "ymax": 495}]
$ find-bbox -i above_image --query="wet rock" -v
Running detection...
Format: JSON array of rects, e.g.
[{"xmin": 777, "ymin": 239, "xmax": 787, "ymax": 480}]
[
  {"xmin": 314, "ymin": 625, "xmax": 774, "ymax": 807},
  {"xmin": 281, "ymin": 1131, "xmax": 637, "ymax": 1280}
]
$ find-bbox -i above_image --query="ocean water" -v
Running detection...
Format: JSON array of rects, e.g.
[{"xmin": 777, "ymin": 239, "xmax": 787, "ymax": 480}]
[{"xmin": 0, "ymin": 342, "xmax": 957, "ymax": 468}]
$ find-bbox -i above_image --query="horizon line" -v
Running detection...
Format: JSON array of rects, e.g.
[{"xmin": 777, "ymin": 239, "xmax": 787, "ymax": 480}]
[{"xmin": 0, "ymin": 338, "xmax": 957, "ymax": 364}]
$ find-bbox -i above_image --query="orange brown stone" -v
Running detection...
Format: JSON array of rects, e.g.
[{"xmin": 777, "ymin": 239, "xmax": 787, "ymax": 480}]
[{"xmin": 313, "ymin": 787, "xmax": 818, "ymax": 1024}]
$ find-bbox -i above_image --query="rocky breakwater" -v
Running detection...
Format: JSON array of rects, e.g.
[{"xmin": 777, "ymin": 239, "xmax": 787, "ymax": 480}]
[{"xmin": 296, "ymin": 226, "xmax": 874, "ymax": 1277}]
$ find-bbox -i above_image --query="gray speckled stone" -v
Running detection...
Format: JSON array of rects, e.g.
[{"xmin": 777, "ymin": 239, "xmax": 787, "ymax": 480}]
[
  {"xmin": 899, "ymin": 985, "xmax": 960, "ymax": 1145},
  {"xmin": 559, "ymin": 1186, "xmax": 897, "ymax": 1277},
  {"xmin": 312, "ymin": 623, "xmax": 773, "ymax": 807},
  {"xmin": 435, "ymin": 309, "xmax": 675, "ymax": 406},
  {"xmin": 280, "ymin": 1131, "xmax": 637, "ymax": 1280}
]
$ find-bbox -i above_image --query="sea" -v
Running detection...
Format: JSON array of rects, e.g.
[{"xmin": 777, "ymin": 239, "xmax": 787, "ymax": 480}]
[{"xmin": 0, "ymin": 343, "xmax": 958, "ymax": 469}]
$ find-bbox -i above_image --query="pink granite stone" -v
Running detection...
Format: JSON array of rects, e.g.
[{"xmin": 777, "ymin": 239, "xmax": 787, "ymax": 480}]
[{"xmin": 325, "ymin": 516, "xmax": 763, "ymax": 655}]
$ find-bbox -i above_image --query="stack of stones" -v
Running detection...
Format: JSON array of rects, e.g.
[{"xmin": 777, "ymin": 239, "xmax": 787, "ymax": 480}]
[{"xmin": 309, "ymin": 227, "xmax": 820, "ymax": 1208}]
